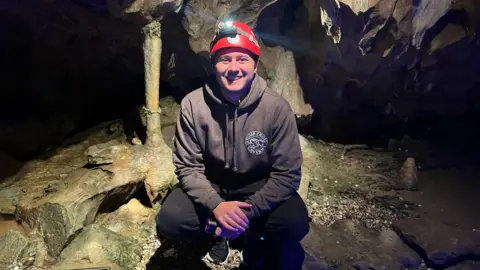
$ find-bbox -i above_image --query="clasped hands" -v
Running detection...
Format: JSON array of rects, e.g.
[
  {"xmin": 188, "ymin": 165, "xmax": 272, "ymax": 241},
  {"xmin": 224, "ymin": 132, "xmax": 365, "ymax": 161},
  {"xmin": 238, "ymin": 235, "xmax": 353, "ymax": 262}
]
[{"xmin": 212, "ymin": 201, "xmax": 252, "ymax": 239}]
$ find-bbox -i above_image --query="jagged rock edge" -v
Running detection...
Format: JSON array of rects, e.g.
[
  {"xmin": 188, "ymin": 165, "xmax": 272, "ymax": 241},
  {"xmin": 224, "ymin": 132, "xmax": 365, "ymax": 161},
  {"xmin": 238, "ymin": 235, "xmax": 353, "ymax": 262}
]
[{"xmin": 391, "ymin": 225, "xmax": 480, "ymax": 269}]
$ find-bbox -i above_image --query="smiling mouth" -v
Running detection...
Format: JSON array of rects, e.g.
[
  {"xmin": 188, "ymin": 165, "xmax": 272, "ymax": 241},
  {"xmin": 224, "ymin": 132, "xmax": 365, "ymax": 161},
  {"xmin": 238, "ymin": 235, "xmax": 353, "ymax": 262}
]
[{"xmin": 226, "ymin": 77, "xmax": 242, "ymax": 82}]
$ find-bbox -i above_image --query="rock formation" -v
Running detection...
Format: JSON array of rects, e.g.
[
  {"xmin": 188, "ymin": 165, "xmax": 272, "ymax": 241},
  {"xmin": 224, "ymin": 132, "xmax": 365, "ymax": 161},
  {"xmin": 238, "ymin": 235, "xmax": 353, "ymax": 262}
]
[
  {"xmin": 1, "ymin": 0, "xmax": 480, "ymax": 269},
  {"xmin": 2, "ymin": 0, "xmax": 480, "ymax": 150}
]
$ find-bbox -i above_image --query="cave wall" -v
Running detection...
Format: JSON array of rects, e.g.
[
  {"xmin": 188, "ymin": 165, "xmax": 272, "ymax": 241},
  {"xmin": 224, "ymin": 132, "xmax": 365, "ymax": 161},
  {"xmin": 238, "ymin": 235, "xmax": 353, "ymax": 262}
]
[
  {"xmin": 1, "ymin": 0, "xmax": 480, "ymax": 158},
  {"xmin": 0, "ymin": 0, "xmax": 146, "ymax": 159},
  {"xmin": 288, "ymin": 0, "xmax": 480, "ymax": 142}
]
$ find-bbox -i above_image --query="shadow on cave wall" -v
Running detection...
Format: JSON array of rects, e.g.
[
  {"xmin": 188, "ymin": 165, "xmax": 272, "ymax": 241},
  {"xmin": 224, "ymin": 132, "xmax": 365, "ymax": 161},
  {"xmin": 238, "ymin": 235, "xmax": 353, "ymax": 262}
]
[{"xmin": 0, "ymin": 0, "xmax": 211, "ymax": 180}]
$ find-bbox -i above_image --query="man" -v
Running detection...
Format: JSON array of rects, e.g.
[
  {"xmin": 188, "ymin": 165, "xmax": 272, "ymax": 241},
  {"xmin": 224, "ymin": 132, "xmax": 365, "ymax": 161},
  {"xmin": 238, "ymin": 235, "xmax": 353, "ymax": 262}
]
[{"xmin": 156, "ymin": 20, "xmax": 310, "ymax": 270}]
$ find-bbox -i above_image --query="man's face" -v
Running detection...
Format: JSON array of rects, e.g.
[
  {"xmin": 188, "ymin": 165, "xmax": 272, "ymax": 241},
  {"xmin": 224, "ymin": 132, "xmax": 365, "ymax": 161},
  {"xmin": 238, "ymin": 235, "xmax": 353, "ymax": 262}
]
[{"xmin": 214, "ymin": 48, "xmax": 258, "ymax": 93}]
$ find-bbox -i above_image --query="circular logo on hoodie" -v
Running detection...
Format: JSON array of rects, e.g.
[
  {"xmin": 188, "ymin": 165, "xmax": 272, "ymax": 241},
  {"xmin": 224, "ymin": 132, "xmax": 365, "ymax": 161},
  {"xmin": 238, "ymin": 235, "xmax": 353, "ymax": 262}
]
[{"xmin": 245, "ymin": 131, "xmax": 268, "ymax": 155}]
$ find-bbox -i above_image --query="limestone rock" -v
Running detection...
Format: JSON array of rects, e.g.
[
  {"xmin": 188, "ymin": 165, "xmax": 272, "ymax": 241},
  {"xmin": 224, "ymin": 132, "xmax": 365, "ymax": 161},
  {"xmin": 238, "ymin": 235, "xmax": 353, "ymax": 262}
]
[
  {"xmin": 0, "ymin": 187, "xmax": 21, "ymax": 215},
  {"xmin": 448, "ymin": 260, "xmax": 480, "ymax": 270},
  {"xmin": 182, "ymin": 0, "xmax": 278, "ymax": 54},
  {"xmin": 0, "ymin": 120, "xmax": 127, "ymax": 215},
  {"xmin": 0, "ymin": 230, "xmax": 29, "ymax": 269},
  {"xmin": 86, "ymin": 140, "xmax": 129, "ymax": 165},
  {"xmin": 302, "ymin": 220, "xmax": 422, "ymax": 269},
  {"xmin": 298, "ymin": 135, "xmax": 317, "ymax": 201},
  {"xmin": 339, "ymin": 0, "xmax": 379, "ymax": 14},
  {"xmin": 54, "ymin": 224, "xmax": 142, "ymax": 270},
  {"xmin": 320, "ymin": 0, "xmax": 342, "ymax": 44},
  {"xmin": 302, "ymin": 251, "xmax": 329, "ymax": 270},
  {"xmin": 73, "ymin": 0, "xmax": 183, "ymax": 22},
  {"xmin": 399, "ymin": 157, "xmax": 418, "ymax": 190},
  {"xmin": 412, "ymin": 0, "xmax": 455, "ymax": 49},
  {"xmin": 16, "ymin": 236, "xmax": 50, "ymax": 269},
  {"xmin": 392, "ymin": 217, "xmax": 480, "ymax": 269},
  {"xmin": 95, "ymin": 198, "xmax": 157, "ymax": 241},
  {"xmin": 16, "ymin": 167, "xmax": 140, "ymax": 257},
  {"xmin": 4, "ymin": 0, "xmax": 479, "ymax": 148},
  {"xmin": 159, "ymin": 96, "xmax": 181, "ymax": 126},
  {"xmin": 261, "ymin": 46, "xmax": 313, "ymax": 116}
]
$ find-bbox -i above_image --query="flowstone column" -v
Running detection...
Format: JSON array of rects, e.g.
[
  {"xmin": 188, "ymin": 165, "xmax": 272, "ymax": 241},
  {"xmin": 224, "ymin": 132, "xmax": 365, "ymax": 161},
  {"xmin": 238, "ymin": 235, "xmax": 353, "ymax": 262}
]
[{"xmin": 141, "ymin": 20, "xmax": 176, "ymax": 204}]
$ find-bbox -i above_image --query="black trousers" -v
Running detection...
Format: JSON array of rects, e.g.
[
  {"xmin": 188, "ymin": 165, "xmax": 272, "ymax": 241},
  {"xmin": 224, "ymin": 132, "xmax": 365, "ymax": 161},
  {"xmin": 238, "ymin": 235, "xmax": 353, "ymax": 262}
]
[{"xmin": 156, "ymin": 187, "xmax": 310, "ymax": 270}]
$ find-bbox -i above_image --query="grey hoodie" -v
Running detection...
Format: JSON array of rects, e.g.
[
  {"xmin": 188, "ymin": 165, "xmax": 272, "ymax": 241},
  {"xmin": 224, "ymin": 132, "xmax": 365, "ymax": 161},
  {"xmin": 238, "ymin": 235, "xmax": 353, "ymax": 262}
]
[{"xmin": 172, "ymin": 75, "xmax": 302, "ymax": 220}]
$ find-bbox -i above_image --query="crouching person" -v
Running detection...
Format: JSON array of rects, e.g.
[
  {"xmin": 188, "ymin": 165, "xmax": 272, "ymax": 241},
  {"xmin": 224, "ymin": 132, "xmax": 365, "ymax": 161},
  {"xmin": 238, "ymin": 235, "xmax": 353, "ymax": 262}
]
[{"xmin": 155, "ymin": 20, "xmax": 310, "ymax": 270}]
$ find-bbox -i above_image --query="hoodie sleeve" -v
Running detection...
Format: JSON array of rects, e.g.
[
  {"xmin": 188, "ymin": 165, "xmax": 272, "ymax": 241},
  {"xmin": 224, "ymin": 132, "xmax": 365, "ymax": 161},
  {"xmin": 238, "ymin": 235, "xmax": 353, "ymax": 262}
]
[
  {"xmin": 244, "ymin": 99, "xmax": 302, "ymax": 220},
  {"xmin": 172, "ymin": 98, "xmax": 224, "ymax": 212}
]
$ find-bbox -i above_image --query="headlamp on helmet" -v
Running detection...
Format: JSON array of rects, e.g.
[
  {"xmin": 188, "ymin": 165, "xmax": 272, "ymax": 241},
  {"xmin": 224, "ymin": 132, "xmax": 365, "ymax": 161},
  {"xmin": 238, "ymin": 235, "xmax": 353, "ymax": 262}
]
[{"xmin": 209, "ymin": 20, "xmax": 261, "ymax": 56}]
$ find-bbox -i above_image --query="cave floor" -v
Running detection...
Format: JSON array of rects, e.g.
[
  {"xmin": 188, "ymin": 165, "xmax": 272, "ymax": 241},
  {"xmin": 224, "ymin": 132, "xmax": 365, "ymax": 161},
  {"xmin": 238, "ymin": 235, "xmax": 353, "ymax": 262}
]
[
  {"xmin": 0, "ymin": 123, "xmax": 479, "ymax": 269},
  {"xmin": 400, "ymin": 167, "xmax": 480, "ymax": 231}
]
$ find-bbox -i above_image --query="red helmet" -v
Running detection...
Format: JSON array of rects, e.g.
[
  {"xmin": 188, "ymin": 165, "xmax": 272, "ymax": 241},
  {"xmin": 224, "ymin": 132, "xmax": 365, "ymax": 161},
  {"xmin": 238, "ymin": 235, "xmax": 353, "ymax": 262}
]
[{"xmin": 209, "ymin": 21, "xmax": 260, "ymax": 56}]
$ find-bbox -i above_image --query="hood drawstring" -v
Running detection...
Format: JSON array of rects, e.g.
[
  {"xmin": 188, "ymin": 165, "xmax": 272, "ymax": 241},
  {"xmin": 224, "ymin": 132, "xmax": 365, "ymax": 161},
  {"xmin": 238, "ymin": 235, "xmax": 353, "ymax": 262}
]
[
  {"xmin": 223, "ymin": 104, "xmax": 230, "ymax": 170},
  {"xmin": 233, "ymin": 104, "xmax": 238, "ymax": 172},
  {"xmin": 223, "ymin": 102, "xmax": 239, "ymax": 172}
]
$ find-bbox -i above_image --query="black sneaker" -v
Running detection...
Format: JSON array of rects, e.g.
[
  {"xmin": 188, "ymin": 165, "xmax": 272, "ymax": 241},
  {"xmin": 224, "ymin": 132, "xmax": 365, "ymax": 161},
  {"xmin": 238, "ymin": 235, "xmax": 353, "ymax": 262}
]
[
  {"xmin": 204, "ymin": 238, "xmax": 231, "ymax": 265},
  {"xmin": 239, "ymin": 248, "xmax": 264, "ymax": 269}
]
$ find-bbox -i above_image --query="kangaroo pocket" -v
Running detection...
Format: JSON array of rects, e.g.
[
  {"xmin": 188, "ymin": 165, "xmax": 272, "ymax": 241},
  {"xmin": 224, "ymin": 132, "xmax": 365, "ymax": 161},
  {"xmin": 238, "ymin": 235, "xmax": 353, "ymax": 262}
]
[{"xmin": 205, "ymin": 164, "xmax": 269, "ymax": 197}]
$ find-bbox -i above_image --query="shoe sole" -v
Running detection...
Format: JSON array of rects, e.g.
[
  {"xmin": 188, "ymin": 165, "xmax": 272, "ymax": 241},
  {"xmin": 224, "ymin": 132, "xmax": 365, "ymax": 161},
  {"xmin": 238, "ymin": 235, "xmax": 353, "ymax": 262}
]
[
  {"xmin": 204, "ymin": 241, "xmax": 232, "ymax": 265},
  {"xmin": 239, "ymin": 250, "xmax": 264, "ymax": 267}
]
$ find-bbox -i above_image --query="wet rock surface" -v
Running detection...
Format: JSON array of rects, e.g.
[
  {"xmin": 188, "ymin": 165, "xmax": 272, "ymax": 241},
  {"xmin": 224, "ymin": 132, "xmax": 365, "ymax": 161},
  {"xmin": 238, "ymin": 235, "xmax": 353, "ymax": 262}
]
[
  {"xmin": 1, "ymin": 0, "xmax": 480, "ymax": 269},
  {"xmin": 0, "ymin": 104, "xmax": 479, "ymax": 269},
  {"xmin": 392, "ymin": 217, "xmax": 480, "ymax": 269},
  {"xmin": 55, "ymin": 224, "xmax": 142, "ymax": 270},
  {"xmin": 302, "ymin": 220, "xmax": 423, "ymax": 269},
  {"xmin": 95, "ymin": 198, "xmax": 158, "ymax": 241},
  {"xmin": 0, "ymin": 230, "xmax": 29, "ymax": 270}
]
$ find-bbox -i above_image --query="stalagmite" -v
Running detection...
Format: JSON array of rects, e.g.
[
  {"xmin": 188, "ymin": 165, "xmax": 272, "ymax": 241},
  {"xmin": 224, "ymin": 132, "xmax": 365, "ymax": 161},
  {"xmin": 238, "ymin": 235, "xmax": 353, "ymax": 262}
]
[
  {"xmin": 86, "ymin": 20, "xmax": 176, "ymax": 205},
  {"xmin": 140, "ymin": 20, "xmax": 176, "ymax": 203},
  {"xmin": 143, "ymin": 20, "xmax": 163, "ymax": 148}
]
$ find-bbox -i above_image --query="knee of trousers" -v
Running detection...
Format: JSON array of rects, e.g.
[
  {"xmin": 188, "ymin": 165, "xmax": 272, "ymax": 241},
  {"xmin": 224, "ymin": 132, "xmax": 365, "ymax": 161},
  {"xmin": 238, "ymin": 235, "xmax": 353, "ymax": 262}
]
[
  {"xmin": 155, "ymin": 206, "xmax": 187, "ymax": 241},
  {"xmin": 267, "ymin": 218, "xmax": 310, "ymax": 243},
  {"xmin": 284, "ymin": 219, "xmax": 310, "ymax": 242}
]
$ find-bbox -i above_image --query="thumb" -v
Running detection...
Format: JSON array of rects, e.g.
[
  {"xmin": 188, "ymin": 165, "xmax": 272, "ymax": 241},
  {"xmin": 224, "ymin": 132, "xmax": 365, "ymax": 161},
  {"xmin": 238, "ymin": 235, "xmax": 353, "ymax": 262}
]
[{"xmin": 234, "ymin": 201, "xmax": 253, "ymax": 208}]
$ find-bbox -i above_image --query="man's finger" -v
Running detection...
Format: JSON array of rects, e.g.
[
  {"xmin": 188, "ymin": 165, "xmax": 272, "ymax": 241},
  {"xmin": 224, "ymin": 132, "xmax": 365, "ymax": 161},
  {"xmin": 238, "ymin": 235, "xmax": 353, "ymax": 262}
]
[
  {"xmin": 233, "ymin": 209, "xmax": 249, "ymax": 227},
  {"xmin": 224, "ymin": 215, "xmax": 245, "ymax": 231},
  {"xmin": 234, "ymin": 201, "xmax": 253, "ymax": 208},
  {"xmin": 228, "ymin": 213, "xmax": 248, "ymax": 231},
  {"xmin": 219, "ymin": 217, "xmax": 238, "ymax": 232}
]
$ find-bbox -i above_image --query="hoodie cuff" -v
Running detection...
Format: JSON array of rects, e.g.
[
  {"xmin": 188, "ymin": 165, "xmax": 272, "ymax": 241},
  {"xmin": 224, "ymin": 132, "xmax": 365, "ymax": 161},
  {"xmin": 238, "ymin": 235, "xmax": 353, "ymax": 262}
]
[
  {"xmin": 243, "ymin": 199, "xmax": 259, "ymax": 220},
  {"xmin": 205, "ymin": 195, "xmax": 225, "ymax": 213},
  {"xmin": 242, "ymin": 208, "xmax": 257, "ymax": 221}
]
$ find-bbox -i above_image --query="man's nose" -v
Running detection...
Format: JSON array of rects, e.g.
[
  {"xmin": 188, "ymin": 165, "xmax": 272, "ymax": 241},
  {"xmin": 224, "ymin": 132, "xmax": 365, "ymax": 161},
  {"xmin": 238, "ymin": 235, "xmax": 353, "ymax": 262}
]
[{"xmin": 227, "ymin": 60, "xmax": 240, "ymax": 72}]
